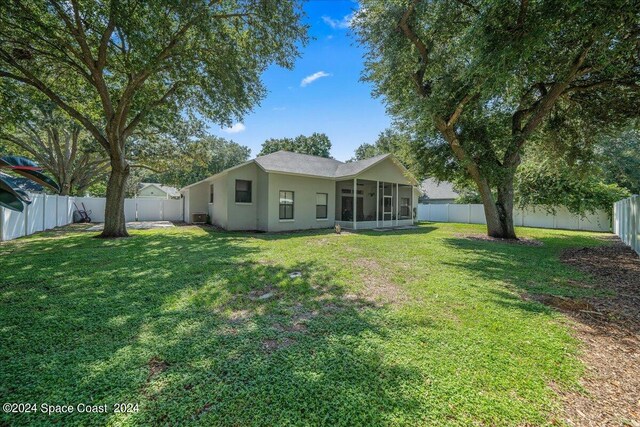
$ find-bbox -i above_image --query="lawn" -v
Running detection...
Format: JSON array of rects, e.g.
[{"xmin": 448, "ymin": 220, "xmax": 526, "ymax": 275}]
[{"xmin": 0, "ymin": 223, "xmax": 608, "ymax": 426}]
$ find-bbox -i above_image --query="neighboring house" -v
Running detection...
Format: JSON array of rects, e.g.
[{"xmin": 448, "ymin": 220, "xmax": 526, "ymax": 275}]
[
  {"xmin": 419, "ymin": 178, "xmax": 459, "ymax": 204},
  {"xmin": 181, "ymin": 151, "xmax": 420, "ymax": 232},
  {"xmin": 137, "ymin": 183, "xmax": 181, "ymax": 199}
]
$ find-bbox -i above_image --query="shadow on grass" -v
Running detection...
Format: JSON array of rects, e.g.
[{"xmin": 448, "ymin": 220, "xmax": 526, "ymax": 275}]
[
  {"xmin": 0, "ymin": 229, "xmax": 426, "ymax": 426},
  {"xmin": 438, "ymin": 234, "xmax": 616, "ymax": 322}
]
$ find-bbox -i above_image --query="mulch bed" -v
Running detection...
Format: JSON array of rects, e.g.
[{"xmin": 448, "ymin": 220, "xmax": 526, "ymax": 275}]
[
  {"xmin": 455, "ymin": 233, "xmax": 544, "ymax": 246},
  {"xmin": 551, "ymin": 241, "xmax": 640, "ymax": 426}
]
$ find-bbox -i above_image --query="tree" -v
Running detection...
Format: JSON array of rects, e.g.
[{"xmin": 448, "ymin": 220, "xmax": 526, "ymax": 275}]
[
  {"xmin": 598, "ymin": 126, "xmax": 640, "ymax": 195},
  {"xmin": 354, "ymin": 0, "xmax": 640, "ymax": 238},
  {"xmin": 258, "ymin": 133, "xmax": 332, "ymax": 157},
  {"xmin": 0, "ymin": 98, "xmax": 108, "ymax": 195},
  {"xmin": 0, "ymin": 0, "xmax": 306, "ymax": 237},
  {"xmin": 146, "ymin": 135, "xmax": 251, "ymax": 188},
  {"xmin": 350, "ymin": 127, "xmax": 420, "ymax": 173}
]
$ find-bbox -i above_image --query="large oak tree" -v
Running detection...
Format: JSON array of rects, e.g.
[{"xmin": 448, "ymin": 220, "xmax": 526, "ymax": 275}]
[
  {"xmin": 0, "ymin": 0, "xmax": 306, "ymax": 237},
  {"xmin": 354, "ymin": 0, "xmax": 640, "ymax": 238}
]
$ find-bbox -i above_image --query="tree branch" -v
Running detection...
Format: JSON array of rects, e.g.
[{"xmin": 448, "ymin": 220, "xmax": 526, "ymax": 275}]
[
  {"xmin": 122, "ymin": 81, "xmax": 183, "ymax": 139},
  {"xmin": 398, "ymin": 0, "xmax": 431, "ymax": 97},
  {"xmin": 0, "ymin": 54, "xmax": 108, "ymax": 150}
]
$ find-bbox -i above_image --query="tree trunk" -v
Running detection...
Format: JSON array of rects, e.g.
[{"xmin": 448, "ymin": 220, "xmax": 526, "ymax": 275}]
[
  {"xmin": 476, "ymin": 169, "xmax": 517, "ymax": 239},
  {"xmin": 473, "ymin": 171, "xmax": 518, "ymax": 239},
  {"xmin": 98, "ymin": 157, "xmax": 130, "ymax": 238},
  {"xmin": 59, "ymin": 180, "xmax": 71, "ymax": 196}
]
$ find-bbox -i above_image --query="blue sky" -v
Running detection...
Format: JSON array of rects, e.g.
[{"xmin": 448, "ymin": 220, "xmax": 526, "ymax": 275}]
[{"xmin": 206, "ymin": 0, "xmax": 390, "ymax": 162}]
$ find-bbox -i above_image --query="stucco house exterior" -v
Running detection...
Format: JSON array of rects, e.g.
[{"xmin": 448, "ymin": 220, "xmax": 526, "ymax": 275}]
[
  {"xmin": 137, "ymin": 183, "xmax": 181, "ymax": 199},
  {"xmin": 181, "ymin": 151, "xmax": 420, "ymax": 232}
]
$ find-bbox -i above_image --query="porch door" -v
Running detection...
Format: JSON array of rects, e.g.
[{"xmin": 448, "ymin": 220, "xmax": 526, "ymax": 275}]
[
  {"xmin": 382, "ymin": 196, "xmax": 393, "ymax": 226},
  {"xmin": 379, "ymin": 182, "xmax": 393, "ymax": 227},
  {"xmin": 341, "ymin": 196, "xmax": 363, "ymax": 222}
]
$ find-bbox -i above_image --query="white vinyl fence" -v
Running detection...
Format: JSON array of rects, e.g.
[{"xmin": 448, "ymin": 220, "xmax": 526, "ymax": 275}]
[
  {"xmin": 0, "ymin": 195, "xmax": 183, "ymax": 241},
  {"xmin": 613, "ymin": 195, "xmax": 639, "ymax": 255},
  {"xmin": 417, "ymin": 203, "xmax": 611, "ymax": 232}
]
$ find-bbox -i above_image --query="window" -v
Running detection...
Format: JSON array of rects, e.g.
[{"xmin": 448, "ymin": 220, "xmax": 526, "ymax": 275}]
[
  {"xmin": 316, "ymin": 193, "xmax": 328, "ymax": 219},
  {"xmin": 209, "ymin": 184, "xmax": 214, "ymax": 204},
  {"xmin": 235, "ymin": 180, "xmax": 252, "ymax": 203},
  {"xmin": 400, "ymin": 197, "xmax": 411, "ymax": 218},
  {"xmin": 279, "ymin": 191, "xmax": 294, "ymax": 220}
]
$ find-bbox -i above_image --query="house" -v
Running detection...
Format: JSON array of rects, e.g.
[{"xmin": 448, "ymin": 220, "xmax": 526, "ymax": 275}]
[
  {"xmin": 419, "ymin": 178, "xmax": 459, "ymax": 204},
  {"xmin": 180, "ymin": 151, "xmax": 420, "ymax": 231},
  {"xmin": 137, "ymin": 183, "xmax": 181, "ymax": 199}
]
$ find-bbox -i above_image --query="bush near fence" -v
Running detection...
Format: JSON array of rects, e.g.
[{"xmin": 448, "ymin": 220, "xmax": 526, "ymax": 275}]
[
  {"xmin": 614, "ymin": 195, "xmax": 639, "ymax": 255},
  {"xmin": 0, "ymin": 195, "xmax": 183, "ymax": 241},
  {"xmin": 417, "ymin": 203, "xmax": 610, "ymax": 232}
]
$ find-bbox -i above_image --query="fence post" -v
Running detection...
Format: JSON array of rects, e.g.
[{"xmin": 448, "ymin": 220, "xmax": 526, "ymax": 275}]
[
  {"xmin": 0, "ymin": 206, "xmax": 4, "ymax": 241},
  {"xmin": 43, "ymin": 194, "xmax": 47, "ymax": 230},
  {"xmin": 24, "ymin": 198, "xmax": 29, "ymax": 236},
  {"xmin": 447, "ymin": 204, "xmax": 450, "ymax": 222},
  {"xmin": 467, "ymin": 204, "xmax": 471, "ymax": 223}
]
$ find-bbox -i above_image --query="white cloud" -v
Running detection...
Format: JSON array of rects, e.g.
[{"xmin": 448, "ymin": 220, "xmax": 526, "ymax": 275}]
[
  {"xmin": 300, "ymin": 71, "xmax": 331, "ymax": 87},
  {"xmin": 223, "ymin": 123, "xmax": 245, "ymax": 133},
  {"xmin": 322, "ymin": 13, "xmax": 354, "ymax": 29}
]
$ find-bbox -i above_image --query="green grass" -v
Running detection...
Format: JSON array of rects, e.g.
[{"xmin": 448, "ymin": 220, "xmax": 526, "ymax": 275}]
[{"xmin": 0, "ymin": 223, "xmax": 609, "ymax": 426}]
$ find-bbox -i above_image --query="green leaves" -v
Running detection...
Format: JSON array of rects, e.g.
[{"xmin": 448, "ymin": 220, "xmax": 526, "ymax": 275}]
[{"xmin": 259, "ymin": 133, "xmax": 332, "ymax": 158}]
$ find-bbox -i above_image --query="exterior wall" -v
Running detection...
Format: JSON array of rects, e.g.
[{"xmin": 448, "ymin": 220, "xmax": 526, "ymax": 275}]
[
  {"xmin": 266, "ymin": 173, "xmax": 335, "ymax": 232},
  {"xmin": 355, "ymin": 157, "xmax": 415, "ymax": 185},
  {"xmin": 210, "ymin": 175, "xmax": 228, "ymax": 228},
  {"xmin": 226, "ymin": 162, "xmax": 259, "ymax": 230},
  {"xmin": 256, "ymin": 168, "xmax": 269, "ymax": 231},
  {"xmin": 187, "ymin": 181, "xmax": 209, "ymax": 223},
  {"xmin": 138, "ymin": 185, "xmax": 168, "ymax": 199}
]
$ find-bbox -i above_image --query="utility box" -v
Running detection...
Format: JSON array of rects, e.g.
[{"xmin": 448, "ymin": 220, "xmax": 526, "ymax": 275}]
[{"xmin": 191, "ymin": 212, "xmax": 207, "ymax": 224}]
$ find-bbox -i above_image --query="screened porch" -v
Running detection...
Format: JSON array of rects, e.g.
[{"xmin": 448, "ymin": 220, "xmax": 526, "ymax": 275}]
[{"xmin": 334, "ymin": 179, "xmax": 415, "ymax": 229}]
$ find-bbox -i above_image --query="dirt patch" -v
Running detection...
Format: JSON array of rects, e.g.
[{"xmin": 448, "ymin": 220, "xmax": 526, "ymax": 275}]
[
  {"xmin": 552, "ymin": 241, "xmax": 640, "ymax": 426},
  {"xmin": 247, "ymin": 285, "xmax": 277, "ymax": 302},
  {"xmin": 356, "ymin": 258, "xmax": 409, "ymax": 306},
  {"xmin": 262, "ymin": 337, "xmax": 295, "ymax": 352},
  {"xmin": 455, "ymin": 233, "xmax": 543, "ymax": 246},
  {"xmin": 147, "ymin": 357, "xmax": 169, "ymax": 382}
]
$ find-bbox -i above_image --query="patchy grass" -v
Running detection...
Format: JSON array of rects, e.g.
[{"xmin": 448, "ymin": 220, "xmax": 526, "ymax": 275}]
[{"xmin": 0, "ymin": 222, "xmax": 609, "ymax": 426}]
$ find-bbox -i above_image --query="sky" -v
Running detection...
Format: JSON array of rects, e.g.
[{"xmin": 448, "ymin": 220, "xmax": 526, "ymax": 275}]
[{"xmin": 206, "ymin": 0, "xmax": 391, "ymax": 162}]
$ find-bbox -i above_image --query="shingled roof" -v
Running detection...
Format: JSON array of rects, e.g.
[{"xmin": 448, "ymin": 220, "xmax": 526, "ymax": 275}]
[
  {"xmin": 182, "ymin": 150, "xmax": 416, "ymax": 190},
  {"xmin": 254, "ymin": 151, "xmax": 391, "ymax": 179}
]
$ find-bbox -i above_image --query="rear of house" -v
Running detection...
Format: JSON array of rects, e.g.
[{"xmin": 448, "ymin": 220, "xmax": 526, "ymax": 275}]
[{"xmin": 181, "ymin": 151, "xmax": 419, "ymax": 232}]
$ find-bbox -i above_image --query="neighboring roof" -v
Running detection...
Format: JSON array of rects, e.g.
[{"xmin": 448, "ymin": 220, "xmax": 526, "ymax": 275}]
[
  {"xmin": 419, "ymin": 178, "xmax": 459, "ymax": 200},
  {"xmin": 181, "ymin": 150, "xmax": 417, "ymax": 191},
  {"xmin": 0, "ymin": 172, "xmax": 44, "ymax": 193},
  {"xmin": 139, "ymin": 182, "xmax": 180, "ymax": 198}
]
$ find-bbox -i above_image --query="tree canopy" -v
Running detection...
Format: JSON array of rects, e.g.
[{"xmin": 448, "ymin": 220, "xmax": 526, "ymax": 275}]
[
  {"xmin": 145, "ymin": 135, "xmax": 251, "ymax": 189},
  {"xmin": 354, "ymin": 0, "xmax": 640, "ymax": 238},
  {"xmin": 0, "ymin": 88, "xmax": 108, "ymax": 195},
  {"xmin": 258, "ymin": 133, "xmax": 332, "ymax": 158},
  {"xmin": 0, "ymin": 0, "xmax": 307, "ymax": 236}
]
